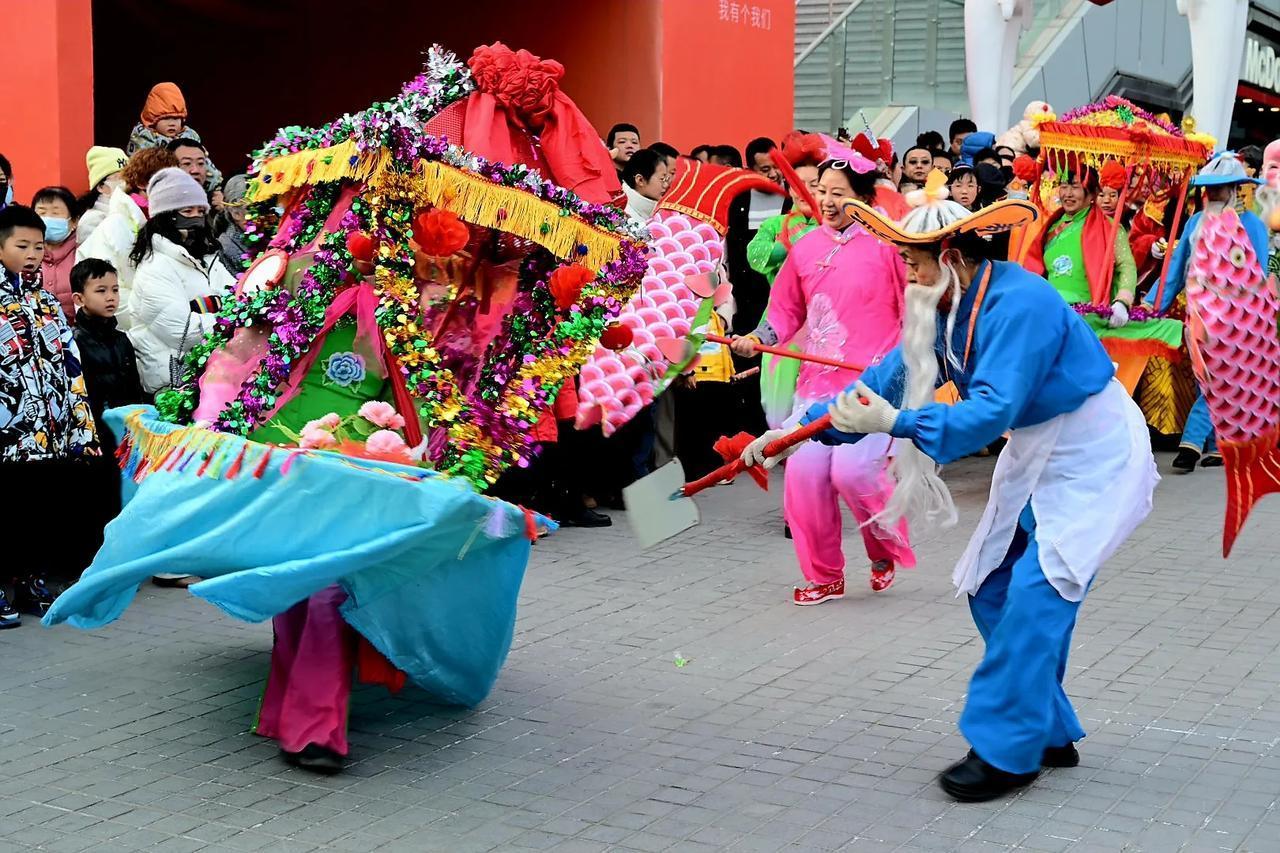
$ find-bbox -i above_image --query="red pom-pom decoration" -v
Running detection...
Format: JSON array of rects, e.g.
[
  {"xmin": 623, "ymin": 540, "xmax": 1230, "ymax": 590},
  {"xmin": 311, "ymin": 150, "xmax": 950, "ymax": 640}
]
[
  {"xmin": 548, "ymin": 263, "xmax": 594, "ymax": 311},
  {"xmin": 345, "ymin": 231, "xmax": 376, "ymax": 263},
  {"xmin": 413, "ymin": 208, "xmax": 470, "ymax": 257},
  {"xmin": 600, "ymin": 323, "xmax": 633, "ymax": 350},
  {"xmin": 1011, "ymin": 154, "xmax": 1040, "ymax": 185}
]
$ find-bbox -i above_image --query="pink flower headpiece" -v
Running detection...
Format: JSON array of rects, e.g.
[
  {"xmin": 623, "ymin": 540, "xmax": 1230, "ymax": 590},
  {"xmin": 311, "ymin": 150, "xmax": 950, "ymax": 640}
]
[{"xmin": 819, "ymin": 134, "xmax": 877, "ymax": 174}]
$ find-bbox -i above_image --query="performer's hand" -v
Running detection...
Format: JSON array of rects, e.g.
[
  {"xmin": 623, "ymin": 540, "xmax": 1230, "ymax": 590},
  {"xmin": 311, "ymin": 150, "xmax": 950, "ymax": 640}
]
[
  {"xmin": 829, "ymin": 382, "xmax": 899, "ymax": 435},
  {"xmin": 730, "ymin": 335, "xmax": 758, "ymax": 357},
  {"xmin": 1108, "ymin": 301, "xmax": 1131, "ymax": 329},
  {"xmin": 1151, "ymin": 239, "xmax": 1167, "ymax": 260},
  {"xmin": 741, "ymin": 426, "xmax": 802, "ymax": 470}
]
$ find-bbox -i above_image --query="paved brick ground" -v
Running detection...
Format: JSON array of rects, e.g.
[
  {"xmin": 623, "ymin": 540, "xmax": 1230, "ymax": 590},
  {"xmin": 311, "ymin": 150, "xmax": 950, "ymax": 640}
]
[{"xmin": 3, "ymin": 449, "xmax": 1280, "ymax": 852}]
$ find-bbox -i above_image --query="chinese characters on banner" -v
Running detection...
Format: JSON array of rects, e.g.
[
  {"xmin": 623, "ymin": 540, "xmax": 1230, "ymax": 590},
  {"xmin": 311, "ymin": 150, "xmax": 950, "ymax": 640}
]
[{"xmin": 719, "ymin": 0, "xmax": 772, "ymax": 29}]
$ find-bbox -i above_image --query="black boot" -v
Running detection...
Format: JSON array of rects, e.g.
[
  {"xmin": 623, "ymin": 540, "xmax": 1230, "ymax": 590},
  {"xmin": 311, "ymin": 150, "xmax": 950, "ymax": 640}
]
[
  {"xmin": 1171, "ymin": 447, "xmax": 1200, "ymax": 473},
  {"xmin": 281, "ymin": 744, "xmax": 344, "ymax": 774},
  {"xmin": 1041, "ymin": 743, "xmax": 1080, "ymax": 768},
  {"xmin": 939, "ymin": 751, "xmax": 1038, "ymax": 802},
  {"xmin": 1200, "ymin": 453, "xmax": 1223, "ymax": 468}
]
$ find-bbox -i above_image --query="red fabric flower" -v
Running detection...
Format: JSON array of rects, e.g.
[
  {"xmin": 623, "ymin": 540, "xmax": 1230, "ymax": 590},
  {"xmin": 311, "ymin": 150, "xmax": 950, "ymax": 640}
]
[
  {"xmin": 1012, "ymin": 154, "xmax": 1040, "ymax": 185},
  {"xmin": 468, "ymin": 42, "xmax": 563, "ymax": 130},
  {"xmin": 412, "ymin": 209, "xmax": 470, "ymax": 257},
  {"xmin": 548, "ymin": 264, "xmax": 593, "ymax": 311},
  {"xmin": 1099, "ymin": 160, "xmax": 1128, "ymax": 190},
  {"xmin": 600, "ymin": 323, "xmax": 633, "ymax": 350},
  {"xmin": 781, "ymin": 131, "xmax": 827, "ymax": 168},
  {"xmin": 345, "ymin": 231, "xmax": 376, "ymax": 263}
]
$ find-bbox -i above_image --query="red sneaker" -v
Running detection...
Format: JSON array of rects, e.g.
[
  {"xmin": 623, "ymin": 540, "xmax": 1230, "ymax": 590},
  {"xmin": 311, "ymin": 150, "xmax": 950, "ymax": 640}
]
[
  {"xmin": 870, "ymin": 561, "xmax": 895, "ymax": 592},
  {"xmin": 793, "ymin": 579, "xmax": 845, "ymax": 606}
]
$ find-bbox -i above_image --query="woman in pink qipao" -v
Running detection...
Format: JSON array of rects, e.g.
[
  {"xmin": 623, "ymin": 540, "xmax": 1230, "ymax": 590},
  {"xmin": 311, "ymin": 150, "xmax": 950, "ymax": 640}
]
[{"xmin": 737, "ymin": 153, "xmax": 916, "ymax": 605}]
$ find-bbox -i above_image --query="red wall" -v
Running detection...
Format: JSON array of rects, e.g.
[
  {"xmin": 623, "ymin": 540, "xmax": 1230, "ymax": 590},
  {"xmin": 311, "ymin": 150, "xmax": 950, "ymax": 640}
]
[
  {"xmin": 1, "ymin": 0, "xmax": 95, "ymax": 195},
  {"xmin": 4, "ymin": 0, "xmax": 793, "ymax": 195},
  {"xmin": 660, "ymin": 0, "xmax": 795, "ymax": 153}
]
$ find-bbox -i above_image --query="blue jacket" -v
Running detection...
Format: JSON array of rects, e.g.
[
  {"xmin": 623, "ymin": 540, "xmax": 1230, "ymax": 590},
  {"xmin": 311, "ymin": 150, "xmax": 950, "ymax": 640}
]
[{"xmin": 803, "ymin": 261, "xmax": 1115, "ymax": 463}]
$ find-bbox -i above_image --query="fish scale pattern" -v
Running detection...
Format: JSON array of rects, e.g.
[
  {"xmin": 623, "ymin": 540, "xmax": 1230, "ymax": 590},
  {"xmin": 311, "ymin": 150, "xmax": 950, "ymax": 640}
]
[
  {"xmin": 575, "ymin": 210, "xmax": 723, "ymax": 435},
  {"xmin": 1187, "ymin": 208, "xmax": 1280, "ymax": 444}
]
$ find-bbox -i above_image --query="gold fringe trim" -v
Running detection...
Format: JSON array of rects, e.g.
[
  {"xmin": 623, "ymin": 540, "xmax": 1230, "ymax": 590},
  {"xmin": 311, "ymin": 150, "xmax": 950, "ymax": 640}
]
[
  {"xmin": 1038, "ymin": 130, "xmax": 1206, "ymax": 171},
  {"xmin": 399, "ymin": 160, "xmax": 625, "ymax": 272},
  {"xmin": 247, "ymin": 141, "xmax": 390, "ymax": 202},
  {"xmin": 245, "ymin": 144, "xmax": 633, "ymax": 272}
]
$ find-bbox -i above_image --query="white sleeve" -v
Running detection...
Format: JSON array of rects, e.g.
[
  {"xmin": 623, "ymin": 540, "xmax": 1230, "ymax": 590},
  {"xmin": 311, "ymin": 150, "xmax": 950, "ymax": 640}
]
[{"xmin": 130, "ymin": 259, "xmax": 200, "ymax": 351}]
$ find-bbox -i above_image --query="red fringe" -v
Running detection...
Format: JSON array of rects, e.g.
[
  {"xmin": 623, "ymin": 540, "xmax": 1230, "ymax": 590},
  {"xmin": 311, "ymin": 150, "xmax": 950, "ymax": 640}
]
[
  {"xmin": 252, "ymin": 447, "xmax": 273, "ymax": 479},
  {"xmin": 225, "ymin": 444, "xmax": 249, "ymax": 480},
  {"xmin": 196, "ymin": 449, "xmax": 214, "ymax": 477}
]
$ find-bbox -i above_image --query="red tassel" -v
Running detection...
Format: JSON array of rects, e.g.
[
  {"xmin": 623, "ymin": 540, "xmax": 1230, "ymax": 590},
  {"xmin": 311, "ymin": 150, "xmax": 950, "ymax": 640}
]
[
  {"xmin": 196, "ymin": 448, "xmax": 215, "ymax": 477},
  {"xmin": 152, "ymin": 445, "xmax": 178, "ymax": 474},
  {"xmin": 253, "ymin": 447, "xmax": 273, "ymax": 479},
  {"xmin": 522, "ymin": 507, "xmax": 539, "ymax": 541},
  {"xmin": 166, "ymin": 446, "xmax": 186, "ymax": 470},
  {"xmin": 225, "ymin": 444, "xmax": 249, "ymax": 480}
]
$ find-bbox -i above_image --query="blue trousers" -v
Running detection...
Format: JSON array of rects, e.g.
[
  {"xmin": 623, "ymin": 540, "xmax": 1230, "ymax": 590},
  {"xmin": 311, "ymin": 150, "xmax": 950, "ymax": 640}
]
[
  {"xmin": 1181, "ymin": 394, "xmax": 1218, "ymax": 455},
  {"xmin": 958, "ymin": 504, "xmax": 1087, "ymax": 775}
]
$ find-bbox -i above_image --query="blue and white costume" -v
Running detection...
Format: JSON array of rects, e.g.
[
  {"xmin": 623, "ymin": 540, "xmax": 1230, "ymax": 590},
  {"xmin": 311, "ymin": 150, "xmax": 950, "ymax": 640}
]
[{"xmin": 805, "ymin": 260, "xmax": 1159, "ymax": 774}]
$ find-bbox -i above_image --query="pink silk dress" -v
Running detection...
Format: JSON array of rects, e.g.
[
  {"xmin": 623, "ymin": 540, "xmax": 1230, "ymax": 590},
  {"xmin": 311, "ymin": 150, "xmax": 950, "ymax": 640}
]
[{"xmin": 766, "ymin": 223, "xmax": 916, "ymax": 584}]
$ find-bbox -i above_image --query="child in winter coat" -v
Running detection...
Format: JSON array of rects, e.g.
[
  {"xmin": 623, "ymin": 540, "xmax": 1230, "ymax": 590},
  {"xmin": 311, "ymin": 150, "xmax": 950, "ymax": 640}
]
[
  {"xmin": 126, "ymin": 83, "xmax": 223, "ymax": 191},
  {"xmin": 0, "ymin": 205, "xmax": 99, "ymax": 625},
  {"xmin": 71, "ymin": 259, "xmax": 147, "ymax": 442},
  {"xmin": 126, "ymin": 168, "xmax": 235, "ymax": 395},
  {"xmin": 33, "ymin": 186, "xmax": 81, "ymax": 322}
]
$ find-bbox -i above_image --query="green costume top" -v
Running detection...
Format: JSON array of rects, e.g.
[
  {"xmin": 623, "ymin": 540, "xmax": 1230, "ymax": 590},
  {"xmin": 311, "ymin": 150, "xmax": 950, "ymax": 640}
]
[
  {"xmin": 1044, "ymin": 208, "xmax": 1137, "ymax": 304},
  {"xmin": 251, "ymin": 323, "xmax": 393, "ymax": 445},
  {"xmin": 747, "ymin": 212, "xmax": 818, "ymax": 283},
  {"xmin": 1043, "ymin": 208, "xmax": 1182, "ymax": 354}
]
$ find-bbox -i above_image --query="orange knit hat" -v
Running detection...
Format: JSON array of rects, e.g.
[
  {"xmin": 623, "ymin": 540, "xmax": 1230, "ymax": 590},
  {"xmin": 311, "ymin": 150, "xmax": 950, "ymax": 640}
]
[{"xmin": 141, "ymin": 82, "xmax": 188, "ymax": 128}]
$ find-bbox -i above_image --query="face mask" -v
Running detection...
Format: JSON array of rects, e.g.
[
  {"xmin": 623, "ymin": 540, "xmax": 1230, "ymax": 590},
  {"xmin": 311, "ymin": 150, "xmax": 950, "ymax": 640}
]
[
  {"xmin": 41, "ymin": 217, "xmax": 71, "ymax": 243},
  {"xmin": 3, "ymin": 185, "xmax": 11, "ymax": 206},
  {"xmin": 103, "ymin": 176, "xmax": 124, "ymax": 193},
  {"xmin": 174, "ymin": 214, "xmax": 207, "ymax": 232}
]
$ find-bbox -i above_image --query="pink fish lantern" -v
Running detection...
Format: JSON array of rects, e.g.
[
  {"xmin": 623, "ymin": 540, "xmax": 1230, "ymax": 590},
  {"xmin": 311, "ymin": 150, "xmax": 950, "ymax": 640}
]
[
  {"xmin": 1185, "ymin": 206, "xmax": 1280, "ymax": 556},
  {"xmin": 573, "ymin": 160, "xmax": 784, "ymax": 434}
]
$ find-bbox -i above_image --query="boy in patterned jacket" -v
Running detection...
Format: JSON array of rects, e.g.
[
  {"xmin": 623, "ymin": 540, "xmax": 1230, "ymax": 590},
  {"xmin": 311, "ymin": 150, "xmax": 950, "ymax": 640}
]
[{"xmin": 0, "ymin": 205, "xmax": 98, "ymax": 626}]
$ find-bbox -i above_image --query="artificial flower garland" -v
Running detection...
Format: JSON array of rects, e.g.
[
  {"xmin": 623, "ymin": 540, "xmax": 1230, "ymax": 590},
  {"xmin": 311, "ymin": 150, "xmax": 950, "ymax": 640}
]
[{"xmin": 1072, "ymin": 302, "xmax": 1165, "ymax": 322}]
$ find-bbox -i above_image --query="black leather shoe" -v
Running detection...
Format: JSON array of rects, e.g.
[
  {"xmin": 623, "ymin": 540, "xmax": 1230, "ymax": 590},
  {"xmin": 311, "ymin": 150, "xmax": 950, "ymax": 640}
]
[
  {"xmin": 1200, "ymin": 454, "xmax": 1223, "ymax": 468},
  {"xmin": 282, "ymin": 744, "xmax": 344, "ymax": 774},
  {"xmin": 1041, "ymin": 743, "xmax": 1080, "ymax": 768},
  {"xmin": 559, "ymin": 507, "xmax": 613, "ymax": 528},
  {"xmin": 940, "ymin": 751, "xmax": 1038, "ymax": 802},
  {"xmin": 1171, "ymin": 447, "xmax": 1200, "ymax": 473}
]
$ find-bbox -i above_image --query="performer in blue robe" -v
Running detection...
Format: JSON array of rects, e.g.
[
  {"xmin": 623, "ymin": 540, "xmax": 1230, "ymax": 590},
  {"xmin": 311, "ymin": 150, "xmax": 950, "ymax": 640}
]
[{"xmin": 742, "ymin": 175, "xmax": 1160, "ymax": 801}]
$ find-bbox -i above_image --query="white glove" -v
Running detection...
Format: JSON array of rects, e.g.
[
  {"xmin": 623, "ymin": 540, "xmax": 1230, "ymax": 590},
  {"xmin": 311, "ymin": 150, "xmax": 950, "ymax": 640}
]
[
  {"xmin": 740, "ymin": 426, "xmax": 804, "ymax": 470},
  {"xmin": 1151, "ymin": 239, "xmax": 1166, "ymax": 260},
  {"xmin": 829, "ymin": 382, "xmax": 900, "ymax": 435},
  {"xmin": 1108, "ymin": 301, "xmax": 1130, "ymax": 329}
]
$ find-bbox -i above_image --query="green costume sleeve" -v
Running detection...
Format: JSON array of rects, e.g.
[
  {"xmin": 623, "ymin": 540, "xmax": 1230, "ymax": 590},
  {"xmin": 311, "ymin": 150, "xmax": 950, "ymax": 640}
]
[
  {"xmin": 1112, "ymin": 225, "xmax": 1137, "ymax": 304},
  {"xmin": 747, "ymin": 215, "xmax": 785, "ymax": 280}
]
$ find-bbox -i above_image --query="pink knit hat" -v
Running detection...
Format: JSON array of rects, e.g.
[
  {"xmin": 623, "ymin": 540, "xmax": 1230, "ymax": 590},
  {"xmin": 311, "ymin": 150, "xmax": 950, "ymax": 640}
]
[{"xmin": 146, "ymin": 167, "xmax": 208, "ymax": 216}]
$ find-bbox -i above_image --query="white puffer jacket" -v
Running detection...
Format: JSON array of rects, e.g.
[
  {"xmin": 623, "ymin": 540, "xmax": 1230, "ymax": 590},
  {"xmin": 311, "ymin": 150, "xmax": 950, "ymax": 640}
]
[
  {"xmin": 127, "ymin": 235, "xmax": 235, "ymax": 394},
  {"xmin": 76, "ymin": 189, "xmax": 147, "ymax": 329}
]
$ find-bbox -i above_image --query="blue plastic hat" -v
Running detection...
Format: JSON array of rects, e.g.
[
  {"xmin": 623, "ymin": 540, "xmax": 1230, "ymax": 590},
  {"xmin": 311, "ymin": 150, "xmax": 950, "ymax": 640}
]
[{"xmin": 1191, "ymin": 151, "xmax": 1263, "ymax": 187}]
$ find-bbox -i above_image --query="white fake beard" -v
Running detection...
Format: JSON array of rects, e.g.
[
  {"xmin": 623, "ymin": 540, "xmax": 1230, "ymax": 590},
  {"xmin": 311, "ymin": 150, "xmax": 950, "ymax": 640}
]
[{"xmin": 870, "ymin": 262, "xmax": 962, "ymax": 530}]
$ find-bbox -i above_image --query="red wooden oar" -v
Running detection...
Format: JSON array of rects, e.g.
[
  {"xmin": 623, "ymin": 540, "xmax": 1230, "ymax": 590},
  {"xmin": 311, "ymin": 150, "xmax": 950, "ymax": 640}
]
[
  {"xmin": 679, "ymin": 414, "xmax": 833, "ymax": 498},
  {"xmin": 705, "ymin": 333, "xmax": 865, "ymax": 373}
]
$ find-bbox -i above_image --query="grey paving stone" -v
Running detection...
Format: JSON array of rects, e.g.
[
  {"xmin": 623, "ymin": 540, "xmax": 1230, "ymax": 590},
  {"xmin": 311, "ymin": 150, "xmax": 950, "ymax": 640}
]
[{"xmin": 4, "ymin": 455, "xmax": 1279, "ymax": 851}]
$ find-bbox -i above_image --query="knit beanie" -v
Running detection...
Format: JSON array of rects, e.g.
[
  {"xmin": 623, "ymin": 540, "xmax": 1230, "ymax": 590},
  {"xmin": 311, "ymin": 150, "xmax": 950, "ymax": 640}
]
[
  {"xmin": 147, "ymin": 167, "xmax": 208, "ymax": 216},
  {"xmin": 221, "ymin": 174, "xmax": 248, "ymax": 205},
  {"xmin": 86, "ymin": 146, "xmax": 128, "ymax": 189}
]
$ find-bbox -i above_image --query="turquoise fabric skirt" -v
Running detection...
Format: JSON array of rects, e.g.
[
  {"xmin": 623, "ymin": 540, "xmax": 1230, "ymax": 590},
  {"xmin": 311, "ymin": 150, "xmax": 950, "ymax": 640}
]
[{"xmin": 43, "ymin": 406, "xmax": 547, "ymax": 707}]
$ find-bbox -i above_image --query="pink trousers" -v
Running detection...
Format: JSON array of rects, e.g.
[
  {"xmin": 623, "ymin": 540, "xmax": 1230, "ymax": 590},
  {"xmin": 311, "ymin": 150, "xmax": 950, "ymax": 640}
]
[
  {"xmin": 255, "ymin": 586, "xmax": 355, "ymax": 756},
  {"xmin": 783, "ymin": 436, "xmax": 916, "ymax": 585}
]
